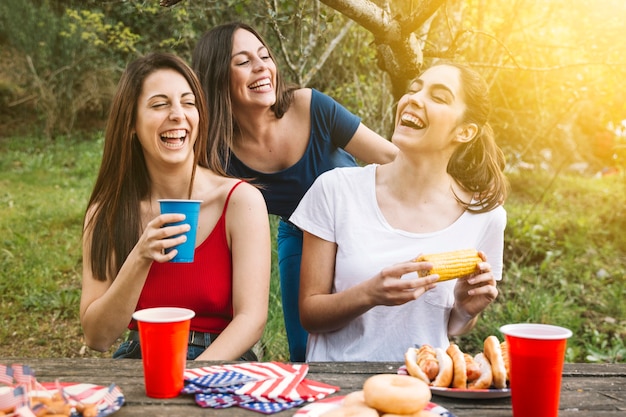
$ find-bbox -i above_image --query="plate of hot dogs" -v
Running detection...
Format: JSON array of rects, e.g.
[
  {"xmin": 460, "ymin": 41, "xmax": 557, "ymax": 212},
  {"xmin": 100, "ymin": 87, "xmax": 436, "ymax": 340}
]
[{"xmin": 400, "ymin": 335, "xmax": 511, "ymax": 399}]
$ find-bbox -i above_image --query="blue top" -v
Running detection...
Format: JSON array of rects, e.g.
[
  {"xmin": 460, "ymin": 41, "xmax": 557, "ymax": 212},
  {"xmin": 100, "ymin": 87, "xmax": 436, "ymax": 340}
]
[{"xmin": 226, "ymin": 89, "xmax": 360, "ymax": 218}]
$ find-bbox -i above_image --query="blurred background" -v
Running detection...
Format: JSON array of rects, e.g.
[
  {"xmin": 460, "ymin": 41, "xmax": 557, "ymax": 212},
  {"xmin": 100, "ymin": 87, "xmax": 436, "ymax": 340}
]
[{"xmin": 0, "ymin": 0, "xmax": 624, "ymax": 362}]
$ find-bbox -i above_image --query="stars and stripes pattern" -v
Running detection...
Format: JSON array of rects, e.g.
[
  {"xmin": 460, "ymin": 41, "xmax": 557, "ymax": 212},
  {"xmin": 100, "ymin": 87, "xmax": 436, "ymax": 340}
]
[
  {"xmin": 1, "ymin": 363, "xmax": 125, "ymax": 417},
  {"xmin": 0, "ymin": 364, "xmax": 14, "ymax": 385},
  {"xmin": 184, "ymin": 362, "xmax": 340, "ymax": 414}
]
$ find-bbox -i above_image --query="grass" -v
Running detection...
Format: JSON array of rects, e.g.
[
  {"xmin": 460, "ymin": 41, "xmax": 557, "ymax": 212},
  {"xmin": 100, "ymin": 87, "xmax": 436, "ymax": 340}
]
[{"xmin": 0, "ymin": 135, "xmax": 624, "ymax": 363}]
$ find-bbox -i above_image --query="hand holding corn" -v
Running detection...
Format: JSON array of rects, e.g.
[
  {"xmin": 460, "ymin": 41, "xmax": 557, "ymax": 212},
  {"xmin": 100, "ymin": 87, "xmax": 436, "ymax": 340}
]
[{"xmin": 414, "ymin": 249, "xmax": 482, "ymax": 282}]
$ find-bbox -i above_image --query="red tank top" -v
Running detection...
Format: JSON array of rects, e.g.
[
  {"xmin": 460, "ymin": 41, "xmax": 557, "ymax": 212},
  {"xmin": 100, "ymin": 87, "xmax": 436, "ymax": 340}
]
[{"xmin": 130, "ymin": 181, "xmax": 244, "ymax": 333}]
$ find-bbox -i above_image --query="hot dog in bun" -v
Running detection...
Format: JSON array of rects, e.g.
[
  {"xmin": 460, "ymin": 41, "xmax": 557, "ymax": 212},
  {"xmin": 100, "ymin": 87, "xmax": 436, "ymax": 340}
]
[
  {"xmin": 484, "ymin": 335, "xmax": 508, "ymax": 389},
  {"xmin": 404, "ymin": 345, "xmax": 453, "ymax": 387},
  {"xmin": 468, "ymin": 352, "xmax": 493, "ymax": 389},
  {"xmin": 446, "ymin": 342, "xmax": 495, "ymax": 389}
]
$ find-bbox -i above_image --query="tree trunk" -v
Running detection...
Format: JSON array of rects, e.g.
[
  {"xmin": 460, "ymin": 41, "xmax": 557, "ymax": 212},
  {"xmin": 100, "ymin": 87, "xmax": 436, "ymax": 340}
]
[{"xmin": 319, "ymin": 0, "xmax": 446, "ymax": 100}]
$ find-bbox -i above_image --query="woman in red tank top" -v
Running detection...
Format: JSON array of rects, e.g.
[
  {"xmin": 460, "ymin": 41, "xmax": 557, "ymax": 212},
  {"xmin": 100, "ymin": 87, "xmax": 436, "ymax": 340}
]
[{"xmin": 80, "ymin": 53, "xmax": 271, "ymax": 361}]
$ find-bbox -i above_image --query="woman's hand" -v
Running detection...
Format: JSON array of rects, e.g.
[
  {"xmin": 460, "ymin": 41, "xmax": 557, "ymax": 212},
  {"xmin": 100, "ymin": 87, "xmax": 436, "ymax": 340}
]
[
  {"xmin": 452, "ymin": 252, "xmax": 498, "ymax": 320},
  {"xmin": 300, "ymin": 234, "xmax": 439, "ymax": 333},
  {"xmin": 363, "ymin": 259, "xmax": 439, "ymax": 307},
  {"xmin": 136, "ymin": 213, "xmax": 190, "ymax": 263}
]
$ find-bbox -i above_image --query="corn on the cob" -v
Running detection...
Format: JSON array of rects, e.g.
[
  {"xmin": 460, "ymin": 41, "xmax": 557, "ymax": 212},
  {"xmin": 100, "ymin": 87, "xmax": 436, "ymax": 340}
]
[{"xmin": 414, "ymin": 249, "xmax": 481, "ymax": 281}]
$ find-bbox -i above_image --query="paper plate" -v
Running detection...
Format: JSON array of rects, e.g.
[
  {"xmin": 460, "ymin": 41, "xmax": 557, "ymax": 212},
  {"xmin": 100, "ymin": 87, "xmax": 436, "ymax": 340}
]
[{"xmin": 295, "ymin": 395, "xmax": 457, "ymax": 416}]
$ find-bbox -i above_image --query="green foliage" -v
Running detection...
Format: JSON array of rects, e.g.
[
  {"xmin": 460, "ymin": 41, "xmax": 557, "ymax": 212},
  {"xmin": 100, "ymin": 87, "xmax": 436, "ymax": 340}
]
[
  {"xmin": 0, "ymin": 0, "xmax": 122, "ymax": 137},
  {"xmin": 62, "ymin": 9, "xmax": 141, "ymax": 55},
  {"xmin": 1, "ymin": 136, "xmax": 625, "ymax": 362},
  {"xmin": 454, "ymin": 170, "xmax": 626, "ymax": 363},
  {"xmin": 0, "ymin": 0, "xmax": 389, "ymax": 140}
]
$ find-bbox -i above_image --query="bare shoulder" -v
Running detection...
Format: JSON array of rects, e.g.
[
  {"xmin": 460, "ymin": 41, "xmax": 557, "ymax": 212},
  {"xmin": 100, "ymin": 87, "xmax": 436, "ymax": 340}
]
[
  {"xmin": 291, "ymin": 87, "xmax": 313, "ymax": 114},
  {"xmin": 223, "ymin": 179, "xmax": 269, "ymax": 232},
  {"xmin": 224, "ymin": 178, "xmax": 267, "ymax": 209}
]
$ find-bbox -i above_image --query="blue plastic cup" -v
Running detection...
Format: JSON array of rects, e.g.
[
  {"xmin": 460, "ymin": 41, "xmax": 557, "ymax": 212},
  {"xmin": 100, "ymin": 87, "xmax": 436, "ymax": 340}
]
[{"xmin": 158, "ymin": 199, "xmax": 202, "ymax": 263}]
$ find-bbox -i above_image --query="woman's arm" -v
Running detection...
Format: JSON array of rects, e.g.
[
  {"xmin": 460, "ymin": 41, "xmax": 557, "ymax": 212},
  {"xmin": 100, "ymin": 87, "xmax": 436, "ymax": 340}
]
[
  {"xmin": 194, "ymin": 183, "xmax": 271, "ymax": 361},
  {"xmin": 448, "ymin": 255, "xmax": 498, "ymax": 336},
  {"xmin": 80, "ymin": 208, "xmax": 188, "ymax": 352},
  {"xmin": 299, "ymin": 231, "xmax": 438, "ymax": 333},
  {"xmin": 343, "ymin": 124, "xmax": 398, "ymax": 164},
  {"xmin": 448, "ymin": 209, "xmax": 506, "ymax": 335}
]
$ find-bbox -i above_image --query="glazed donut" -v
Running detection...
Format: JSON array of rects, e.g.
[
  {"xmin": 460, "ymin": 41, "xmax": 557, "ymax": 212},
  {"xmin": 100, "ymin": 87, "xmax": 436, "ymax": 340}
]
[
  {"xmin": 321, "ymin": 404, "xmax": 379, "ymax": 417},
  {"xmin": 342, "ymin": 390, "xmax": 366, "ymax": 407},
  {"xmin": 363, "ymin": 374, "xmax": 431, "ymax": 415},
  {"xmin": 484, "ymin": 335, "xmax": 507, "ymax": 389},
  {"xmin": 382, "ymin": 411, "xmax": 441, "ymax": 417}
]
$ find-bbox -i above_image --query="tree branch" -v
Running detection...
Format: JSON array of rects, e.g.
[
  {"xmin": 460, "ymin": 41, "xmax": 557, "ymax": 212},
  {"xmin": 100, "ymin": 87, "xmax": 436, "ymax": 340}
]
[
  {"xmin": 319, "ymin": 0, "xmax": 400, "ymax": 41},
  {"xmin": 302, "ymin": 20, "xmax": 354, "ymax": 86},
  {"xmin": 399, "ymin": 0, "xmax": 446, "ymax": 35}
]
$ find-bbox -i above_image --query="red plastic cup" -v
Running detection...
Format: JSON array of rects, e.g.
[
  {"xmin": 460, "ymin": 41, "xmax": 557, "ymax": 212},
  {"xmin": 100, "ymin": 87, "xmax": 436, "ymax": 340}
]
[
  {"xmin": 132, "ymin": 307, "xmax": 195, "ymax": 398},
  {"xmin": 500, "ymin": 323, "xmax": 573, "ymax": 417}
]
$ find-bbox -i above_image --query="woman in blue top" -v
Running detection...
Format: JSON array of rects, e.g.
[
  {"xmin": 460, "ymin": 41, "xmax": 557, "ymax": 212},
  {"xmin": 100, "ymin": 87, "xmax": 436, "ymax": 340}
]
[{"xmin": 192, "ymin": 22, "xmax": 398, "ymax": 361}]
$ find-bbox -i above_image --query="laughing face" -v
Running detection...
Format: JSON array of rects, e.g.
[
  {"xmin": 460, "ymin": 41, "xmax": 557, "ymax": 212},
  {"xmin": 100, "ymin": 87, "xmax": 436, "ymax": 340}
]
[
  {"xmin": 229, "ymin": 28, "xmax": 277, "ymax": 109},
  {"xmin": 134, "ymin": 68, "xmax": 199, "ymax": 167},
  {"xmin": 392, "ymin": 64, "xmax": 474, "ymax": 153}
]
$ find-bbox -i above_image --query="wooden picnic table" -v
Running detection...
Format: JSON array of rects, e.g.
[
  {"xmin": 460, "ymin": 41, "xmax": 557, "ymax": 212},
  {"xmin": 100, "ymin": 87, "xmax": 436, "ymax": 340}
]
[{"xmin": 2, "ymin": 358, "xmax": 624, "ymax": 416}]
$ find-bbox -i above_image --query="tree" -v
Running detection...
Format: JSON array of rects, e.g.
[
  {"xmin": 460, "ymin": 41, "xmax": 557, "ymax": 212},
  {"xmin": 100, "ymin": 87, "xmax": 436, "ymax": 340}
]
[
  {"xmin": 162, "ymin": 0, "xmax": 447, "ymax": 100},
  {"xmin": 317, "ymin": 0, "xmax": 446, "ymax": 99}
]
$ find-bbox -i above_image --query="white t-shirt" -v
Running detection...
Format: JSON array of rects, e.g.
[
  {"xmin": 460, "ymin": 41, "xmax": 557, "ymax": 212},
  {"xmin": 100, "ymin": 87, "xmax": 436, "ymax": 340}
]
[{"xmin": 290, "ymin": 164, "xmax": 507, "ymax": 362}]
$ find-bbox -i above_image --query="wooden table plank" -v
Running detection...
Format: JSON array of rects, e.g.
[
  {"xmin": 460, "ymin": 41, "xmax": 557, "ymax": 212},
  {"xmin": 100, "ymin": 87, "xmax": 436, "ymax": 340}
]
[{"xmin": 1, "ymin": 359, "xmax": 624, "ymax": 416}]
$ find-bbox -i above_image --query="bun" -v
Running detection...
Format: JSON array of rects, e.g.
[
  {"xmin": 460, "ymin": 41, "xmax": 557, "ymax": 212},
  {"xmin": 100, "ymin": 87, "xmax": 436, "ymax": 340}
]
[
  {"xmin": 431, "ymin": 347, "xmax": 453, "ymax": 387},
  {"xmin": 500, "ymin": 341, "xmax": 510, "ymax": 381},
  {"xmin": 405, "ymin": 345, "xmax": 453, "ymax": 387},
  {"xmin": 446, "ymin": 343, "xmax": 467, "ymax": 388},
  {"xmin": 468, "ymin": 353, "xmax": 493, "ymax": 389},
  {"xmin": 464, "ymin": 353, "xmax": 481, "ymax": 383},
  {"xmin": 484, "ymin": 335, "xmax": 507, "ymax": 389}
]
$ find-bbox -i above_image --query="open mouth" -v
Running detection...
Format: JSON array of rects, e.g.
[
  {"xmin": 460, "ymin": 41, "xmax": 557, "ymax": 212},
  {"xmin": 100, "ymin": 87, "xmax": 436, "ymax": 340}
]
[
  {"xmin": 248, "ymin": 78, "xmax": 272, "ymax": 92},
  {"xmin": 400, "ymin": 113, "xmax": 425, "ymax": 129},
  {"xmin": 160, "ymin": 129, "xmax": 187, "ymax": 148}
]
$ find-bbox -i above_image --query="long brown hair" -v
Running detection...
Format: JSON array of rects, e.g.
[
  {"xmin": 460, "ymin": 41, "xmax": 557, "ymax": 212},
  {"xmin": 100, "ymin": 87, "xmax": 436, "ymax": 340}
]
[
  {"xmin": 84, "ymin": 52, "xmax": 214, "ymax": 281},
  {"xmin": 192, "ymin": 21, "xmax": 296, "ymax": 170},
  {"xmin": 432, "ymin": 62, "xmax": 509, "ymax": 212}
]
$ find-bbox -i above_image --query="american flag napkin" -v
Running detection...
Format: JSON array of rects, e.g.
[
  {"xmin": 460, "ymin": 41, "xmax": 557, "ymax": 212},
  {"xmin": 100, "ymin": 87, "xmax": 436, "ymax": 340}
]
[
  {"xmin": 184, "ymin": 362, "xmax": 340, "ymax": 414},
  {"xmin": 0, "ymin": 363, "xmax": 124, "ymax": 417}
]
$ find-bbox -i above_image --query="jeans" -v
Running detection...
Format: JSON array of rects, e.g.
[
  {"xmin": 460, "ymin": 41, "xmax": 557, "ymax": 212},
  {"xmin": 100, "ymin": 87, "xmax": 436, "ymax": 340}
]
[
  {"xmin": 113, "ymin": 330, "xmax": 258, "ymax": 361},
  {"xmin": 277, "ymin": 219, "xmax": 308, "ymax": 362}
]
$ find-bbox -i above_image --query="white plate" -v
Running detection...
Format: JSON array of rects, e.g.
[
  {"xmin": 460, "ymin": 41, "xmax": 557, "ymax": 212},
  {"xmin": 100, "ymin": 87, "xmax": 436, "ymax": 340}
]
[
  {"xmin": 430, "ymin": 386, "xmax": 511, "ymax": 399},
  {"xmin": 295, "ymin": 395, "xmax": 457, "ymax": 416}
]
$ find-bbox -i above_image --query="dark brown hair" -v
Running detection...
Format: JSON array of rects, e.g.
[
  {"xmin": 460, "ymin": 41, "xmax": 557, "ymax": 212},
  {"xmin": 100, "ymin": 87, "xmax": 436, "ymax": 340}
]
[
  {"xmin": 84, "ymin": 52, "xmax": 215, "ymax": 281},
  {"xmin": 429, "ymin": 62, "xmax": 509, "ymax": 212},
  {"xmin": 192, "ymin": 21, "xmax": 296, "ymax": 170}
]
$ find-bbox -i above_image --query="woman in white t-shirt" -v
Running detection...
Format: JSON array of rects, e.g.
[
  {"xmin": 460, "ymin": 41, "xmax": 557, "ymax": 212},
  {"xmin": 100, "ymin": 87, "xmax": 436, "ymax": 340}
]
[{"xmin": 290, "ymin": 62, "xmax": 509, "ymax": 362}]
